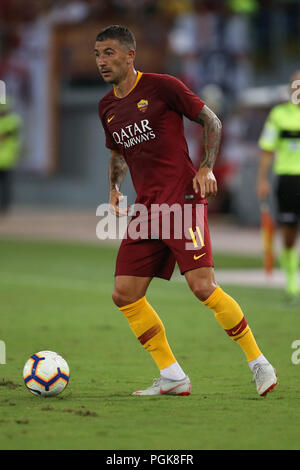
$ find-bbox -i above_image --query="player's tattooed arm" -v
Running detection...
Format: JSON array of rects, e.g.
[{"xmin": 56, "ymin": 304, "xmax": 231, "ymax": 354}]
[
  {"xmin": 193, "ymin": 105, "xmax": 222, "ymax": 198},
  {"xmin": 109, "ymin": 149, "xmax": 127, "ymax": 191},
  {"xmin": 109, "ymin": 149, "xmax": 130, "ymax": 217},
  {"xmin": 195, "ymin": 104, "xmax": 222, "ymax": 169}
]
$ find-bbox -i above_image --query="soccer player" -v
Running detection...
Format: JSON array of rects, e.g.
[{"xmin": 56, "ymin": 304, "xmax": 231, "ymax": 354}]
[
  {"xmin": 257, "ymin": 71, "xmax": 300, "ymax": 299},
  {"xmin": 96, "ymin": 25, "xmax": 277, "ymax": 397}
]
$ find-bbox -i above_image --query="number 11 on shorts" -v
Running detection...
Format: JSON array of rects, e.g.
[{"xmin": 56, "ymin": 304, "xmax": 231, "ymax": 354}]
[{"xmin": 188, "ymin": 226, "xmax": 205, "ymax": 249}]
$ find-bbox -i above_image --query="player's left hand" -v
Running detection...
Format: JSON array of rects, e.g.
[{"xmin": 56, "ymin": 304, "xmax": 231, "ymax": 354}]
[
  {"xmin": 109, "ymin": 188, "xmax": 132, "ymax": 217},
  {"xmin": 193, "ymin": 168, "xmax": 218, "ymax": 198}
]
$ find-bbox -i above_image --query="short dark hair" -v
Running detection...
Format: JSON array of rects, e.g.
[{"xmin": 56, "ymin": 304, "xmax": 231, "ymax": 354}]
[{"xmin": 95, "ymin": 25, "xmax": 136, "ymax": 51}]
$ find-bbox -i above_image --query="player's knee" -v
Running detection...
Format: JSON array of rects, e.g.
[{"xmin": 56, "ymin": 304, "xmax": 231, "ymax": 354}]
[
  {"xmin": 112, "ymin": 287, "xmax": 140, "ymax": 308},
  {"xmin": 112, "ymin": 288, "xmax": 127, "ymax": 308},
  {"xmin": 189, "ymin": 279, "xmax": 217, "ymax": 302}
]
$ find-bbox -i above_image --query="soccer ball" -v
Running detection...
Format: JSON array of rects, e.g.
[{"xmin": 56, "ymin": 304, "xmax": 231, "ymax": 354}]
[{"xmin": 23, "ymin": 350, "xmax": 70, "ymax": 397}]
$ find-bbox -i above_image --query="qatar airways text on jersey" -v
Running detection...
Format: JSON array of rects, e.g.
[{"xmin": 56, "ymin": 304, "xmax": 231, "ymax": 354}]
[{"xmin": 112, "ymin": 119, "xmax": 156, "ymax": 149}]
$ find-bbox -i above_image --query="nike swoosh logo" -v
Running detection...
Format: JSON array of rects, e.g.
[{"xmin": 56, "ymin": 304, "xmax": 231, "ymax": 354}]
[
  {"xmin": 193, "ymin": 253, "xmax": 206, "ymax": 260},
  {"xmin": 160, "ymin": 383, "xmax": 184, "ymax": 394},
  {"xmin": 232, "ymin": 328, "xmax": 241, "ymax": 335},
  {"xmin": 107, "ymin": 115, "xmax": 115, "ymax": 123}
]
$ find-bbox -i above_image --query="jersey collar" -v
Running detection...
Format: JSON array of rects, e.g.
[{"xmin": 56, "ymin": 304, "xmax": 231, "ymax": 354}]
[{"xmin": 113, "ymin": 71, "xmax": 143, "ymax": 99}]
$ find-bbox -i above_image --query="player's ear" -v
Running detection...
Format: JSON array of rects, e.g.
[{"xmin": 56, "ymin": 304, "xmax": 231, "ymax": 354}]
[{"xmin": 127, "ymin": 49, "xmax": 135, "ymax": 65}]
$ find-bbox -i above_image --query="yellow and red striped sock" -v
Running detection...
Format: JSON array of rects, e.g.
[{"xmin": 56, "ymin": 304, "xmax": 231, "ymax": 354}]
[
  {"xmin": 119, "ymin": 296, "xmax": 176, "ymax": 370},
  {"xmin": 202, "ymin": 286, "xmax": 261, "ymax": 362}
]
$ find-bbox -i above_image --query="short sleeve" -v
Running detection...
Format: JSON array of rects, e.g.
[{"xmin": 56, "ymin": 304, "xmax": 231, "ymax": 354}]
[
  {"xmin": 158, "ymin": 75, "xmax": 205, "ymax": 121},
  {"xmin": 258, "ymin": 109, "xmax": 279, "ymax": 152},
  {"xmin": 98, "ymin": 101, "xmax": 119, "ymax": 151}
]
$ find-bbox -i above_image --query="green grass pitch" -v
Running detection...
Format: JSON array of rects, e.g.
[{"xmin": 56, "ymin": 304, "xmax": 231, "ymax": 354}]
[{"xmin": 0, "ymin": 238, "xmax": 299, "ymax": 450}]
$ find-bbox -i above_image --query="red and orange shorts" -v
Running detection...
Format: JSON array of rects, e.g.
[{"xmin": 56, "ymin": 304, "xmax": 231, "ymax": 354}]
[{"xmin": 115, "ymin": 201, "xmax": 214, "ymax": 280}]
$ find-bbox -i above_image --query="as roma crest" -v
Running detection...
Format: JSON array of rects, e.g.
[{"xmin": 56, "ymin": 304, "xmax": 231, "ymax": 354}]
[{"xmin": 137, "ymin": 99, "xmax": 148, "ymax": 113}]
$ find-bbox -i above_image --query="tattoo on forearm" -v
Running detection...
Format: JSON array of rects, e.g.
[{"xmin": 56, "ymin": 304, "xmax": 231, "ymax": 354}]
[
  {"xmin": 195, "ymin": 105, "xmax": 222, "ymax": 169},
  {"xmin": 109, "ymin": 152, "xmax": 127, "ymax": 190}
]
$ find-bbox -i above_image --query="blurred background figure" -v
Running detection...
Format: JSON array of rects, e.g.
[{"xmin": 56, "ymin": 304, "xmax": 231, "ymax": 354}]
[
  {"xmin": 257, "ymin": 71, "xmax": 300, "ymax": 299},
  {"xmin": 0, "ymin": 98, "xmax": 22, "ymax": 214}
]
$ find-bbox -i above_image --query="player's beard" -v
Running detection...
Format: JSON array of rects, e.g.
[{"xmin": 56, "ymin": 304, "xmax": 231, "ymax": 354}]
[
  {"xmin": 100, "ymin": 64, "xmax": 120, "ymax": 83},
  {"xmin": 101, "ymin": 71, "xmax": 115, "ymax": 83},
  {"xmin": 102, "ymin": 65, "xmax": 128, "ymax": 86}
]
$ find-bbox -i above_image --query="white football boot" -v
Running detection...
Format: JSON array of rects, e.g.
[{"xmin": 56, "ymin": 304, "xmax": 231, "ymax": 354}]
[
  {"xmin": 253, "ymin": 363, "xmax": 278, "ymax": 396},
  {"xmin": 132, "ymin": 376, "xmax": 191, "ymax": 396}
]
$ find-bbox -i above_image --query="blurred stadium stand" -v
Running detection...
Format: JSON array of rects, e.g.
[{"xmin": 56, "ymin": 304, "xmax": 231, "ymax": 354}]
[{"xmin": 0, "ymin": 0, "xmax": 300, "ymax": 224}]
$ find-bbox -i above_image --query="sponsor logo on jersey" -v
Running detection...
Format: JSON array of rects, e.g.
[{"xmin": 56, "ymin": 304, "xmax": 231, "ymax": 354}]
[
  {"xmin": 137, "ymin": 99, "xmax": 148, "ymax": 113},
  {"xmin": 112, "ymin": 119, "xmax": 156, "ymax": 149}
]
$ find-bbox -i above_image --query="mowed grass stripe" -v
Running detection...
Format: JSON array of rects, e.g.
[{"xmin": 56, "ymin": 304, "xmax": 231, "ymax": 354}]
[{"xmin": 0, "ymin": 272, "xmax": 111, "ymax": 293}]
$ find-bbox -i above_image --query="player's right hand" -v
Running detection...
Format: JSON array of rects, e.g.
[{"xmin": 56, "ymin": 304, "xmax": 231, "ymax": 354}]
[
  {"xmin": 256, "ymin": 178, "xmax": 271, "ymax": 201},
  {"xmin": 109, "ymin": 188, "xmax": 131, "ymax": 217}
]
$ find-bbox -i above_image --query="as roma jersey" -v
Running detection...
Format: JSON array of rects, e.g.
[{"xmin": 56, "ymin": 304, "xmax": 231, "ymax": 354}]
[{"xmin": 98, "ymin": 72, "xmax": 205, "ymax": 207}]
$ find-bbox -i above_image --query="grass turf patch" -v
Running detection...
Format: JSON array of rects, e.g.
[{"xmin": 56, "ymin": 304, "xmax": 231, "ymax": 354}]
[{"xmin": 0, "ymin": 238, "xmax": 299, "ymax": 450}]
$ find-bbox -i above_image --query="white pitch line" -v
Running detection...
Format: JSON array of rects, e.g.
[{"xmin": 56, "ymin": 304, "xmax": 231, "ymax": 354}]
[
  {"xmin": 173, "ymin": 269, "xmax": 297, "ymax": 289},
  {"xmin": 0, "ymin": 269, "xmax": 297, "ymax": 291}
]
